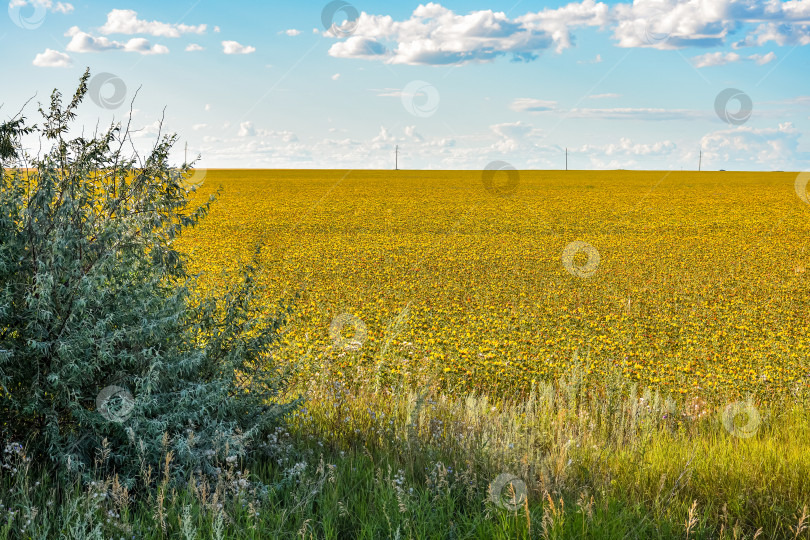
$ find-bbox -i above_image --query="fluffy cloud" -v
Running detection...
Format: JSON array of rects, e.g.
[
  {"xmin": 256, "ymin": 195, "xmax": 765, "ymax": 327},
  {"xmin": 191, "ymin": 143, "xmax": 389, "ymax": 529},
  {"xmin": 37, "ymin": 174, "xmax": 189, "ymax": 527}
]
[
  {"xmin": 492, "ymin": 121, "xmax": 536, "ymax": 140},
  {"xmin": 580, "ymin": 137, "xmax": 676, "ymax": 156},
  {"xmin": 691, "ymin": 50, "xmax": 776, "ymax": 67},
  {"xmin": 235, "ymin": 121, "xmax": 297, "ymax": 141},
  {"xmin": 177, "ymin": 119, "xmax": 808, "ymax": 171},
  {"xmin": 51, "ymin": 1, "xmax": 71, "ymax": 13},
  {"xmin": 9, "ymin": 0, "xmax": 73, "ymax": 14},
  {"xmin": 238, "ymin": 121, "xmax": 256, "ymax": 137},
  {"xmin": 185, "ymin": 43, "xmax": 204, "ymax": 52},
  {"xmin": 327, "ymin": 2, "xmax": 569, "ymax": 65},
  {"xmin": 323, "ymin": 0, "xmax": 810, "ymax": 65},
  {"xmin": 700, "ymin": 122, "xmax": 805, "ymax": 166},
  {"xmin": 404, "ymin": 125, "xmax": 424, "ymax": 142},
  {"xmin": 283, "ymin": 29, "xmax": 301, "ymax": 36},
  {"xmin": 222, "ymin": 40, "xmax": 256, "ymax": 54},
  {"xmin": 734, "ymin": 22, "xmax": 810, "ymax": 47},
  {"xmin": 692, "ymin": 51, "xmax": 742, "ymax": 67},
  {"xmin": 99, "ymin": 9, "xmax": 206, "ymax": 37},
  {"xmin": 329, "ymin": 36, "xmax": 388, "ymax": 59},
  {"xmin": 32, "ymin": 48, "xmax": 72, "ymax": 67},
  {"xmin": 65, "ymin": 28, "xmax": 169, "ymax": 54},
  {"xmin": 749, "ymin": 51, "xmax": 777, "ymax": 64},
  {"xmin": 124, "ymin": 38, "xmax": 169, "ymax": 55}
]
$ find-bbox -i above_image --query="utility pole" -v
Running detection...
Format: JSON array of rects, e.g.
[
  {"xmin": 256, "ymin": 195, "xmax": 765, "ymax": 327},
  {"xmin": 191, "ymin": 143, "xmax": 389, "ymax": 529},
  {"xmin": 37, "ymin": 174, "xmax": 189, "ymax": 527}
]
[
  {"xmin": 184, "ymin": 142, "xmax": 188, "ymax": 165},
  {"xmin": 698, "ymin": 149, "xmax": 702, "ymax": 172},
  {"xmin": 565, "ymin": 147, "xmax": 568, "ymax": 171},
  {"xmin": 395, "ymin": 145, "xmax": 399, "ymax": 170}
]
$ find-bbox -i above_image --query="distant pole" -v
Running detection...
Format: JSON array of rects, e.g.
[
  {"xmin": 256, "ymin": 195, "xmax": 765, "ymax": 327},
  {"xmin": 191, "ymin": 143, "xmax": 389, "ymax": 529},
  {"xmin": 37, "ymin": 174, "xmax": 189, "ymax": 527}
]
[
  {"xmin": 184, "ymin": 142, "xmax": 188, "ymax": 165},
  {"xmin": 565, "ymin": 147, "xmax": 568, "ymax": 171},
  {"xmin": 395, "ymin": 145, "xmax": 398, "ymax": 170},
  {"xmin": 698, "ymin": 150, "xmax": 702, "ymax": 172}
]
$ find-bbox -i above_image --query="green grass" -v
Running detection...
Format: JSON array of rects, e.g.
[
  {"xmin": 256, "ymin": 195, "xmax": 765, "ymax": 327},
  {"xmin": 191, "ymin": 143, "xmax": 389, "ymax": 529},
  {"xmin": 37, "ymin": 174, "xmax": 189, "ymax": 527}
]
[{"xmin": 3, "ymin": 372, "xmax": 809, "ymax": 538}]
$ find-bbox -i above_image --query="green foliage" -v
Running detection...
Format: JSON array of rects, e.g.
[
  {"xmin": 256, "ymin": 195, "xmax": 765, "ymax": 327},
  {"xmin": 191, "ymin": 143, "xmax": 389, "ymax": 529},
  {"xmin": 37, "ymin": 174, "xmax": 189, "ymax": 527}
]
[{"xmin": 0, "ymin": 69, "xmax": 300, "ymax": 487}]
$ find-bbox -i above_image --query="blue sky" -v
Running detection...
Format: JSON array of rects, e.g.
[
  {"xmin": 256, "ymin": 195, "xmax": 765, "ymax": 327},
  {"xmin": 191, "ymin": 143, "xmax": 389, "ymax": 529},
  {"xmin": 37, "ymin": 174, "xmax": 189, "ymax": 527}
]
[{"xmin": 2, "ymin": 0, "xmax": 809, "ymax": 170}]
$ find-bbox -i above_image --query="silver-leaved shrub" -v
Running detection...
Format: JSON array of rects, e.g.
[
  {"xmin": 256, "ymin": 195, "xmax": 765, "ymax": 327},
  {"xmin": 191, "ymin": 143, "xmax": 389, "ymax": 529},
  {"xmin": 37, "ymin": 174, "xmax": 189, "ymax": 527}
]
[{"xmin": 0, "ymin": 70, "xmax": 300, "ymax": 488}]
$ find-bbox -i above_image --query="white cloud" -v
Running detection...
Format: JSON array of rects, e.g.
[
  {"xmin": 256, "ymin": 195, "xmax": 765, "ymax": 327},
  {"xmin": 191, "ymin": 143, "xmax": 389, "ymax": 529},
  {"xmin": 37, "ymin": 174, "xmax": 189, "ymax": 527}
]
[
  {"xmin": 331, "ymin": 73, "xmax": 341, "ymax": 80},
  {"xmin": 734, "ymin": 22, "xmax": 810, "ymax": 47},
  {"xmin": 193, "ymin": 123, "xmax": 208, "ymax": 130},
  {"xmin": 185, "ymin": 43, "xmax": 204, "ymax": 52},
  {"xmin": 326, "ymin": 3, "xmax": 585, "ymax": 65},
  {"xmin": 510, "ymin": 98, "xmax": 558, "ymax": 112},
  {"xmin": 185, "ymin": 116, "xmax": 810, "ymax": 170},
  {"xmin": 329, "ymin": 36, "xmax": 388, "ymax": 60},
  {"xmin": 492, "ymin": 121, "xmax": 536, "ymax": 140},
  {"xmin": 692, "ymin": 50, "xmax": 777, "ymax": 67},
  {"xmin": 9, "ymin": 0, "xmax": 73, "ymax": 14},
  {"xmin": 283, "ymin": 29, "xmax": 301, "ymax": 36},
  {"xmin": 51, "ymin": 2, "xmax": 73, "ymax": 14},
  {"xmin": 323, "ymin": 0, "xmax": 810, "ymax": 66},
  {"xmin": 749, "ymin": 51, "xmax": 776, "ymax": 64},
  {"xmin": 700, "ymin": 122, "xmax": 804, "ymax": 167},
  {"xmin": 32, "ymin": 48, "xmax": 72, "ymax": 67},
  {"xmin": 99, "ymin": 9, "xmax": 206, "ymax": 37},
  {"xmin": 65, "ymin": 28, "xmax": 118, "ymax": 51},
  {"xmin": 222, "ymin": 40, "xmax": 256, "ymax": 54},
  {"xmin": 613, "ymin": 0, "xmax": 810, "ymax": 49},
  {"xmin": 204, "ymin": 104, "xmax": 212, "ymax": 111},
  {"xmin": 238, "ymin": 121, "xmax": 256, "ymax": 137},
  {"xmin": 131, "ymin": 120, "xmax": 164, "ymax": 139},
  {"xmin": 488, "ymin": 121, "xmax": 546, "ymax": 153},
  {"xmin": 125, "ymin": 38, "xmax": 169, "ymax": 55},
  {"xmin": 588, "ymin": 93, "xmax": 621, "ymax": 99},
  {"xmin": 274, "ymin": 130, "xmax": 298, "ymax": 143},
  {"xmin": 580, "ymin": 137, "xmax": 676, "ymax": 156},
  {"xmin": 692, "ymin": 51, "xmax": 741, "ymax": 67},
  {"xmin": 213, "ymin": 26, "xmax": 221, "ymax": 33},
  {"xmin": 65, "ymin": 29, "xmax": 169, "ymax": 54},
  {"xmin": 404, "ymin": 125, "xmax": 424, "ymax": 142}
]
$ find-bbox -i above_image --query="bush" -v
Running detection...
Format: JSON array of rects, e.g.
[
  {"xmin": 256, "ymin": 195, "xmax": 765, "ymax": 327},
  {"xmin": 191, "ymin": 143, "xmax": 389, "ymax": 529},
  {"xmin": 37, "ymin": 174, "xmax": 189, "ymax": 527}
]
[{"xmin": 0, "ymin": 69, "xmax": 300, "ymax": 488}]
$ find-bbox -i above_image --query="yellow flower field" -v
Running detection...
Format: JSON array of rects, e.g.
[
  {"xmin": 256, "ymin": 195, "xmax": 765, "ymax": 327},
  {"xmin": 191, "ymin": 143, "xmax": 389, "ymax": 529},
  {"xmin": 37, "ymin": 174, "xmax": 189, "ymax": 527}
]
[{"xmin": 175, "ymin": 169, "xmax": 810, "ymax": 404}]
